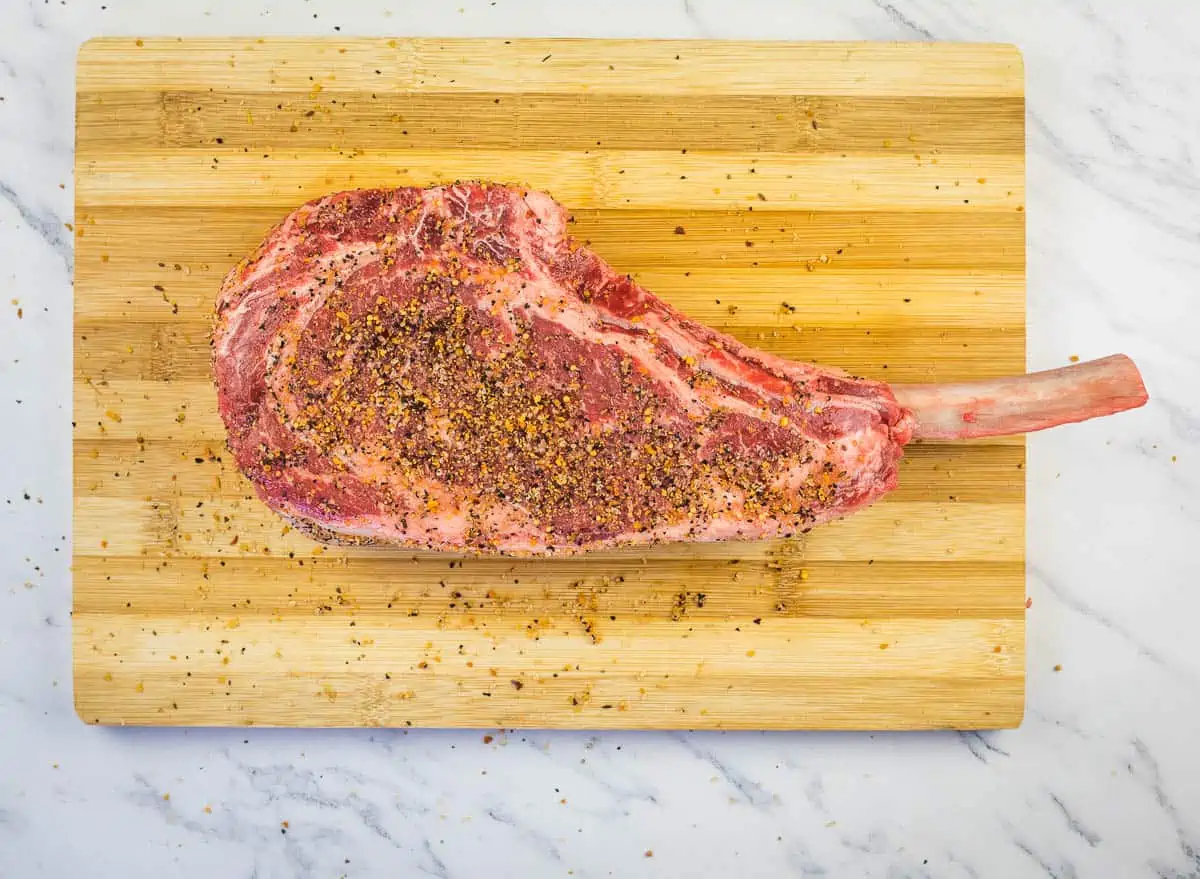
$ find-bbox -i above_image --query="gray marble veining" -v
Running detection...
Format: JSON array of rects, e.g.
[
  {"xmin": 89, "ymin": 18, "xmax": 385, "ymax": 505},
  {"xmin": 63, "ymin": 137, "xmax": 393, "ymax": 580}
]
[{"xmin": 2, "ymin": 1, "xmax": 1197, "ymax": 876}]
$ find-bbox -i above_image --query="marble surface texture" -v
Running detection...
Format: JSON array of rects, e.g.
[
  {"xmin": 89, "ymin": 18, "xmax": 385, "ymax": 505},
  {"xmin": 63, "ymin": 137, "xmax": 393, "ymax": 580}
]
[{"xmin": 2, "ymin": 1, "xmax": 1197, "ymax": 876}]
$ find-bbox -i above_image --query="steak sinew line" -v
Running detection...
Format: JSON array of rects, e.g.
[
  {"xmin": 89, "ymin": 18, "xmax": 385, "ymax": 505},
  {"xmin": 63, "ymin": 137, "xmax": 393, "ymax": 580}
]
[{"xmin": 213, "ymin": 183, "xmax": 1148, "ymax": 556}]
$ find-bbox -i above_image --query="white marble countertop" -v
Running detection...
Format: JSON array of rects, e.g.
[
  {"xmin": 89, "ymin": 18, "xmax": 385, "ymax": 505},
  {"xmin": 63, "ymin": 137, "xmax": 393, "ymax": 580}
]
[{"xmin": 2, "ymin": 1, "xmax": 1197, "ymax": 876}]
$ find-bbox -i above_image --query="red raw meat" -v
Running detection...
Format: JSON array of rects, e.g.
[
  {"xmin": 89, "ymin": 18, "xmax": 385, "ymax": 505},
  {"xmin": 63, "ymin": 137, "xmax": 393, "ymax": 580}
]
[{"xmin": 213, "ymin": 183, "xmax": 1147, "ymax": 555}]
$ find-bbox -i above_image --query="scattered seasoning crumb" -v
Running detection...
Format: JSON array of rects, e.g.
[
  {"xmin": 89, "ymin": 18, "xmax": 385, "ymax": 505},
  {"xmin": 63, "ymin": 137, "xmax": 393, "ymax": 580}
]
[
  {"xmin": 645, "ymin": 850, "xmax": 654, "ymax": 858},
  {"xmin": 483, "ymin": 734, "xmax": 494, "ymax": 744},
  {"xmin": 879, "ymin": 643, "xmax": 888, "ymax": 650},
  {"xmin": 1053, "ymin": 664, "xmax": 1063, "ymax": 672},
  {"xmin": 1025, "ymin": 597, "xmax": 1033, "ymax": 609},
  {"xmin": 673, "ymin": 226, "xmax": 686, "ymax": 235},
  {"xmin": 204, "ymin": 805, "xmax": 212, "ymax": 814},
  {"xmin": 1069, "ymin": 355, "xmax": 1080, "ymax": 363}
]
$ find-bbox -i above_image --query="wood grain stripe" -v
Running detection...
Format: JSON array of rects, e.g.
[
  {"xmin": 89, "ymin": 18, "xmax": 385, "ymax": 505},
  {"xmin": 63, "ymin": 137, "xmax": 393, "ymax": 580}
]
[
  {"xmin": 72, "ymin": 670, "xmax": 1024, "ymax": 730},
  {"xmin": 73, "ymin": 614, "xmax": 1019, "ymax": 679},
  {"xmin": 75, "ymin": 150, "xmax": 1024, "ymax": 212},
  {"xmin": 78, "ymin": 90, "xmax": 1025, "ymax": 155},
  {"xmin": 78, "ymin": 39, "xmax": 1025, "ymax": 98},
  {"xmin": 73, "ymin": 554, "xmax": 1024, "ymax": 619}
]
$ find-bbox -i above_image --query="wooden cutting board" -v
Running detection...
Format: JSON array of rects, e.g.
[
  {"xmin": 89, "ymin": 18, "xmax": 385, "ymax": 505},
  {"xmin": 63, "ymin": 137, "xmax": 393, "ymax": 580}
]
[{"xmin": 73, "ymin": 38, "xmax": 1025, "ymax": 729}]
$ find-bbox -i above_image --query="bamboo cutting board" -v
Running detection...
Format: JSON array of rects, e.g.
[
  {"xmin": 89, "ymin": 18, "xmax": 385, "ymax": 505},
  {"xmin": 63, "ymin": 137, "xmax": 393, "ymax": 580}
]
[{"xmin": 73, "ymin": 38, "xmax": 1026, "ymax": 729}]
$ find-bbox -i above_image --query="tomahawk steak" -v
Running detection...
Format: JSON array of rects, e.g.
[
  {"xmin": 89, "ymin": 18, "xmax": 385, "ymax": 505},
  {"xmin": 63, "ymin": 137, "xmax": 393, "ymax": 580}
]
[{"xmin": 213, "ymin": 183, "xmax": 1146, "ymax": 555}]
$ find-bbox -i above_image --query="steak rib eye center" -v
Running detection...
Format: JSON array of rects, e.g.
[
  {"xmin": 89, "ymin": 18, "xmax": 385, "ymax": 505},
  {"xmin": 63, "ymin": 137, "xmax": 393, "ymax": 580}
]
[
  {"xmin": 279, "ymin": 255, "xmax": 826, "ymax": 545},
  {"xmin": 215, "ymin": 184, "xmax": 909, "ymax": 554}
]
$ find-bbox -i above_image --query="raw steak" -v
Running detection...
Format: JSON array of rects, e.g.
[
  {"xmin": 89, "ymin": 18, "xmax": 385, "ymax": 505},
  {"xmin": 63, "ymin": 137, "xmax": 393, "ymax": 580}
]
[{"xmin": 213, "ymin": 183, "xmax": 1146, "ymax": 555}]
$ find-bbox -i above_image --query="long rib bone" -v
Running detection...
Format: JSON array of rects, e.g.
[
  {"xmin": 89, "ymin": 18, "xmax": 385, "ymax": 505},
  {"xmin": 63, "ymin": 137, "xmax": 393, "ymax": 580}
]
[{"xmin": 893, "ymin": 355, "xmax": 1148, "ymax": 441}]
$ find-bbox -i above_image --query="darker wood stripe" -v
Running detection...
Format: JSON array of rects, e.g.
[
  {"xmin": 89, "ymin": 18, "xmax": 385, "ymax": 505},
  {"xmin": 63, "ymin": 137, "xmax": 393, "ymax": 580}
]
[
  {"xmin": 76, "ymin": 91, "xmax": 1025, "ymax": 155},
  {"xmin": 73, "ymin": 555, "xmax": 1024, "ymax": 619}
]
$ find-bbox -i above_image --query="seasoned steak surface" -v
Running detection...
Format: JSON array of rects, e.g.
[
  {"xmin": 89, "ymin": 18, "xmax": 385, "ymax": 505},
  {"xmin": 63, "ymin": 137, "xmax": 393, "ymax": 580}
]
[{"xmin": 214, "ymin": 183, "xmax": 911, "ymax": 554}]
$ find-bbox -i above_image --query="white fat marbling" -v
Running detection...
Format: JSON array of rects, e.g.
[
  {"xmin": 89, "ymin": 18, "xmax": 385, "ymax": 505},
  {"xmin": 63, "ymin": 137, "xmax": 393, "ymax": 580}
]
[{"xmin": 1, "ymin": 0, "xmax": 1197, "ymax": 876}]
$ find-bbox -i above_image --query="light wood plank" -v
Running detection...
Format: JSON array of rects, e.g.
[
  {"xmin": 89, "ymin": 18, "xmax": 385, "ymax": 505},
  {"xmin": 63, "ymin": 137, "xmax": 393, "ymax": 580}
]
[
  {"xmin": 76, "ymin": 149, "xmax": 1023, "ymax": 212},
  {"xmin": 73, "ymin": 616, "xmax": 1020, "ymax": 681},
  {"xmin": 73, "ymin": 669, "xmax": 1024, "ymax": 730},
  {"xmin": 78, "ymin": 38, "xmax": 1025, "ymax": 98}
]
